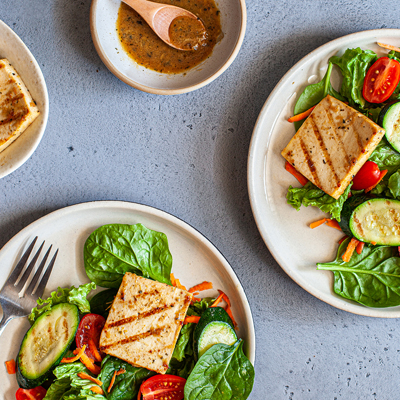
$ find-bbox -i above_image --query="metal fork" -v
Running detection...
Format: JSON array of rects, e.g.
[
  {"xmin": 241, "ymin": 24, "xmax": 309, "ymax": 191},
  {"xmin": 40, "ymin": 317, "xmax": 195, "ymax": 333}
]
[{"xmin": 0, "ymin": 237, "xmax": 58, "ymax": 336}]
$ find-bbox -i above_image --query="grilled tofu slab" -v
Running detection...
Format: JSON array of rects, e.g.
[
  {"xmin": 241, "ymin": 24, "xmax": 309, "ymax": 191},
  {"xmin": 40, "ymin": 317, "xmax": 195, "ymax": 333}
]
[
  {"xmin": 282, "ymin": 95, "xmax": 385, "ymax": 199},
  {"xmin": 99, "ymin": 272, "xmax": 192, "ymax": 374},
  {"xmin": 0, "ymin": 59, "xmax": 39, "ymax": 153}
]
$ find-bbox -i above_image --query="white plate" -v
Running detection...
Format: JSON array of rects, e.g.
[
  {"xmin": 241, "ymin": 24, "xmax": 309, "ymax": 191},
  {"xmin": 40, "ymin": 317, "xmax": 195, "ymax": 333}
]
[
  {"xmin": 0, "ymin": 201, "xmax": 255, "ymax": 397},
  {"xmin": 90, "ymin": 0, "xmax": 246, "ymax": 95},
  {"xmin": 248, "ymin": 29, "xmax": 400, "ymax": 318},
  {"xmin": 0, "ymin": 20, "xmax": 49, "ymax": 179}
]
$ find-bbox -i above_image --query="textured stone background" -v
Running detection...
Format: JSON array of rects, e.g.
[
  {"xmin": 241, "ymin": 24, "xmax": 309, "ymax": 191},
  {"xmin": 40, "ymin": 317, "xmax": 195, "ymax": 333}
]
[{"xmin": 1, "ymin": 1, "xmax": 400, "ymax": 399}]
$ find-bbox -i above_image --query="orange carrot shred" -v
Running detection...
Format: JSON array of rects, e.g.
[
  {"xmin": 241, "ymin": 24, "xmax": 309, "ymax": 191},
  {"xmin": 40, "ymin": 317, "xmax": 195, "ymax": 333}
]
[
  {"xmin": 377, "ymin": 42, "xmax": 400, "ymax": 53},
  {"xmin": 217, "ymin": 289, "xmax": 231, "ymax": 308},
  {"xmin": 78, "ymin": 372, "xmax": 103, "ymax": 386},
  {"xmin": 90, "ymin": 386, "xmax": 104, "ymax": 395},
  {"xmin": 80, "ymin": 353, "xmax": 101, "ymax": 375},
  {"xmin": 225, "ymin": 305, "xmax": 238, "ymax": 328},
  {"xmin": 188, "ymin": 281, "xmax": 213, "ymax": 293},
  {"xmin": 356, "ymin": 241, "xmax": 365, "ymax": 255},
  {"xmin": 338, "ymin": 235, "xmax": 348, "ymax": 244},
  {"xmin": 285, "ymin": 161, "xmax": 308, "ymax": 186},
  {"xmin": 288, "ymin": 106, "xmax": 316, "ymax": 122},
  {"xmin": 108, "ymin": 371, "xmax": 118, "ymax": 393},
  {"xmin": 5, "ymin": 359, "xmax": 16, "ymax": 374},
  {"xmin": 309, "ymin": 218, "xmax": 328, "ymax": 229},
  {"xmin": 210, "ymin": 292, "xmax": 224, "ymax": 307},
  {"xmin": 89, "ymin": 339, "xmax": 103, "ymax": 362},
  {"xmin": 62, "ymin": 345, "xmax": 86, "ymax": 363},
  {"xmin": 325, "ymin": 219, "xmax": 342, "ymax": 231},
  {"xmin": 170, "ymin": 273, "xmax": 187, "ymax": 291},
  {"xmin": 371, "ymin": 241, "xmax": 377, "ymax": 245},
  {"xmin": 365, "ymin": 170, "xmax": 388, "ymax": 193},
  {"xmin": 342, "ymin": 238, "xmax": 359, "ymax": 262},
  {"xmin": 184, "ymin": 316, "xmax": 200, "ymax": 324},
  {"xmin": 117, "ymin": 369, "xmax": 126, "ymax": 375},
  {"xmin": 191, "ymin": 297, "xmax": 201, "ymax": 304}
]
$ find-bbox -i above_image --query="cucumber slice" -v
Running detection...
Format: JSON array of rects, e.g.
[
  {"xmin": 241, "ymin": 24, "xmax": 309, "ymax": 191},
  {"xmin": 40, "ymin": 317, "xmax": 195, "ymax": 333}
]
[
  {"xmin": 193, "ymin": 307, "xmax": 237, "ymax": 359},
  {"xmin": 349, "ymin": 198, "xmax": 400, "ymax": 245},
  {"xmin": 378, "ymin": 101, "xmax": 400, "ymax": 152},
  {"xmin": 17, "ymin": 303, "xmax": 79, "ymax": 389},
  {"xmin": 339, "ymin": 194, "xmax": 371, "ymax": 236}
]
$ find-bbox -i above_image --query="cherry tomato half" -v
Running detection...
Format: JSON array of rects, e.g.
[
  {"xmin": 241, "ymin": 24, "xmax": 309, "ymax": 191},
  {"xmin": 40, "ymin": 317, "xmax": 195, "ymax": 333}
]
[
  {"xmin": 76, "ymin": 313, "xmax": 105, "ymax": 360},
  {"xmin": 138, "ymin": 374, "xmax": 186, "ymax": 400},
  {"xmin": 16, "ymin": 387, "xmax": 46, "ymax": 400},
  {"xmin": 352, "ymin": 161, "xmax": 381, "ymax": 190},
  {"xmin": 363, "ymin": 57, "xmax": 400, "ymax": 103}
]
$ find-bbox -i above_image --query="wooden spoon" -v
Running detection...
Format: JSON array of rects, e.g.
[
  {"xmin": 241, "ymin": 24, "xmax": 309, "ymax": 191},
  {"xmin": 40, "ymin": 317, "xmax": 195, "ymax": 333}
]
[{"xmin": 122, "ymin": 0, "xmax": 206, "ymax": 51}]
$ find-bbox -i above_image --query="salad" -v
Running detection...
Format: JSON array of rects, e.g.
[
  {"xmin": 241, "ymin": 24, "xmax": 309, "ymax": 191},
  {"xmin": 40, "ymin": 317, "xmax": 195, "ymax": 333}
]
[
  {"xmin": 6, "ymin": 223, "xmax": 255, "ymax": 400},
  {"xmin": 284, "ymin": 43, "xmax": 400, "ymax": 308}
]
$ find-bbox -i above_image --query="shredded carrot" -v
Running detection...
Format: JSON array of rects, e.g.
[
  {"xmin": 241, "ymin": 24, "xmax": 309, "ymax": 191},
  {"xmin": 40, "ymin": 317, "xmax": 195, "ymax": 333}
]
[
  {"xmin": 356, "ymin": 241, "xmax": 365, "ymax": 255},
  {"xmin": 309, "ymin": 218, "xmax": 328, "ymax": 229},
  {"xmin": 285, "ymin": 161, "xmax": 308, "ymax": 186},
  {"xmin": 5, "ymin": 359, "xmax": 16, "ymax": 374},
  {"xmin": 62, "ymin": 345, "xmax": 86, "ymax": 363},
  {"xmin": 184, "ymin": 316, "xmax": 200, "ymax": 324},
  {"xmin": 225, "ymin": 306, "xmax": 238, "ymax": 328},
  {"xmin": 191, "ymin": 297, "xmax": 201, "ymax": 304},
  {"xmin": 188, "ymin": 281, "xmax": 213, "ymax": 293},
  {"xmin": 338, "ymin": 235, "xmax": 348, "ymax": 245},
  {"xmin": 90, "ymin": 386, "xmax": 104, "ymax": 395},
  {"xmin": 325, "ymin": 219, "xmax": 342, "ymax": 231},
  {"xmin": 89, "ymin": 339, "xmax": 103, "ymax": 362},
  {"xmin": 377, "ymin": 42, "xmax": 400, "ymax": 53},
  {"xmin": 78, "ymin": 372, "xmax": 103, "ymax": 386},
  {"xmin": 288, "ymin": 106, "xmax": 316, "ymax": 122},
  {"xmin": 371, "ymin": 241, "xmax": 377, "ymax": 246},
  {"xmin": 117, "ymin": 369, "xmax": 126, "ymax": 375},
  {"xmin": 210, "ymin": 292, "xmax": 224, "ymax": 307},
  {"xmin": 365, "ymin": 170, "xmax": 388, "ymax": 193},
  {"xmin": 217, "ymin": 289, "xmax": 231, "ymax": 308},
  {"xmin": 80, "ymin": 353, "xmax": 101, "ymax": 375},
  {"xmin": 170, "ymin": 273, "xmax": 187, "ymax": 291},
  {"xmin": 342, "ymin": 238, "xmax": 359, "ymax": 262}
]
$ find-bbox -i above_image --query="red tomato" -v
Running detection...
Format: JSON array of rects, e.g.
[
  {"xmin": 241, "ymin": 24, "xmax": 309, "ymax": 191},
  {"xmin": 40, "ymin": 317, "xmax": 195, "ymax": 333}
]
[
  {"xmin": 363, "ymin": 57, "xmax": 400, "ymax": 103},
  {"xmin": 76, "ymin": 313, "xmax": 105, "ymax": 360},
  {"xmin": 138, "ymin": 375, "xmax": 186, "ymax": 400},
  {"xmin": 352, "ymin": 161, "xmax": 381, "ymax": 190},
  {"xmin": 16, "ymin": 387, "xmax": 46, "ymax": 400}
]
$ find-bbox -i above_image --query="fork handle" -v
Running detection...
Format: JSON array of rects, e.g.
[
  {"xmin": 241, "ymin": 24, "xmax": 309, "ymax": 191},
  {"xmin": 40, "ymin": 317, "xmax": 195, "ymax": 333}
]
[{"xmin": 0, "ymin": 313, "xmax": 14, "ymax": 337}]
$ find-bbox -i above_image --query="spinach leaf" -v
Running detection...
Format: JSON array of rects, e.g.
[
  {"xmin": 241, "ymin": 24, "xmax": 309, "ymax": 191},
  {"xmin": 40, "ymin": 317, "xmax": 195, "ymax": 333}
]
[
  {"xmin": 286, "ymin": 181, "xmax": 352, "ymax": 221},
  {"xmin": 317, "ymin": 239, "xmax": 400, "ymax": 307},
  {"xmin": 369, "ymin": 138, "xmax": 400, "ymax": 174},
  {"xmin": 293, "ymin": 62, "xmax": 345, "ymax": 130},
  {"xmin": 99, "ymin": 355, "xmax": 154, "ymax": 400},
  {"xmin": 330, "ymin": 47, "xmax": 377, "ymax": 109},
  {"xmin": 184, "ymin": 340, "xmax": 254, "ymax": 400},
  {"xmin": 84, "ymin": 224, "xmax": 172, "ymax": 288},
  {"xmin": 187, "ymin": 297, "xmax": 215, "ymax": 316},
  {"xmin": 29, "ymin": 283, "xmax": 96, "ymax": 323},
  {"xmin": 89, "ymin": 289, "xmax": 118, "ymax": 319}
]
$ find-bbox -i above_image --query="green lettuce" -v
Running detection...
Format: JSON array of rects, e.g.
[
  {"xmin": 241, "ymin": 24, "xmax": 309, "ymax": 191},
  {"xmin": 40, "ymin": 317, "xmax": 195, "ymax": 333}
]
[
  {"xmin": 286, "ymin": 181, "xmax": 352, "ymax": 221},
  {"xmin": 29, "ymin": 282, "xmax": 96, "ymax": 323},
  {"xmin": 329, "ymin": 47, "xmax": 377, "ymax": 108}
]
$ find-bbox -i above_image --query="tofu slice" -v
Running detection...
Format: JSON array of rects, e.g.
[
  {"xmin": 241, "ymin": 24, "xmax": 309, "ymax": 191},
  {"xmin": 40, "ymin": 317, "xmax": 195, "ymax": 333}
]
[
  {"xmin": 0, "ymin": 59, "xmax": 39, "ymax": 153},
  {"xmin": 99, "ymin": 272, "xmax": 192, "ymax": 374},
  {"xmin": 281, "ymin": 95, "xmax": 385, "ymax": 199}
]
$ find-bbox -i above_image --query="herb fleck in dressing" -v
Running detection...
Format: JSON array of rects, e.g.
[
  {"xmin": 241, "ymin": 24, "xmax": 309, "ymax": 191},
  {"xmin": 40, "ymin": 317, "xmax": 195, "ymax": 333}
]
[{"xmin": 116, "ymin": 0, "xmax": 222, "ymax": 74}]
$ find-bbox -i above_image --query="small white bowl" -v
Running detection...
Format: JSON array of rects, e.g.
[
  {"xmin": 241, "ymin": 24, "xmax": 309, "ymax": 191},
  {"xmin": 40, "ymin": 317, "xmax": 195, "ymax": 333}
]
[
  {"xmin": 90, "ymin": 0, "xmax": 247, "ymax": 95},
  {"xmin": 0, "ymin": 20, "xmax": 49, "ymax": 179}
]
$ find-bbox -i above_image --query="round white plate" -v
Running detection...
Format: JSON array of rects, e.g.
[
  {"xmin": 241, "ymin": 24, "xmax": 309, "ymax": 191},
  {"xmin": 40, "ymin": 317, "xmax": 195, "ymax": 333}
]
[
  {"xmin": 0, "ymin": 20, "xmax": 49, "ymax": 179},
  {"xmin": 90, "ymin": 0, "xmax": 246, "ymax": 95},
  {"xmin": 0, "ymin": 201, "xmax": 255, "ymax": 397},
  {"xmin": 248, "ymin": 29, "xmax": 400, "ymax": 318}
]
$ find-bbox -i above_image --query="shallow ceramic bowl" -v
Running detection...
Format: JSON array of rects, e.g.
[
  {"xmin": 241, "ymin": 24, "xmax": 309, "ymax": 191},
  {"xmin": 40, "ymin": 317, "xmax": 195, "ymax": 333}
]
[
  {"xmin": 90, "ymin": 0, "xmax": 247, "ymax": 94},
  {"xmin": 0, "ymin": 20, "xmax": 49, "ymax": 179}
]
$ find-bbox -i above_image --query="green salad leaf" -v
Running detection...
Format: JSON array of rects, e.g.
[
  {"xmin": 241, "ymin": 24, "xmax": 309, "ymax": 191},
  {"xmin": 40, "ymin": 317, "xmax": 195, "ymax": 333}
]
[
  {"xmin": 184, "ymin": 340, "xmax": 254, "ymax": 400},
  {"xmin": 43, "ymin": 377, "xmax": 72, "ymax": 400},
  {"xmin": 89, "ymin": 288, "xmax": 118, "ymax": 319},
  {"xmin": 99, "ymin": 355, "xmax": 154, "ymax": 400},
  {"xmin": 317, "ymin": 239, "xmax": 400, "ymax": 308},
  {"xmin": 29, "ymin": 282, "xmax": 96, "ymax": 323},
  {"xmin": 84, "ymin": 224, "xmax": 173, "ymax": 288},
  {"xmin": 286, "ymin": 181, "xmax": 352, "ymax": 221},
  {"xmin": 329, "ymin": 47, "xmax": 377, "ymax": 108}
]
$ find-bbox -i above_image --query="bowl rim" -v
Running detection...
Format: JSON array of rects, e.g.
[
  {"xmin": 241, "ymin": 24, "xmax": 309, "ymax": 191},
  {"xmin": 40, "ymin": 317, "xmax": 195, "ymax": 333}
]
[{"xmin": 90, "ymin": 0, "xmax": 247, "ymax": 95}]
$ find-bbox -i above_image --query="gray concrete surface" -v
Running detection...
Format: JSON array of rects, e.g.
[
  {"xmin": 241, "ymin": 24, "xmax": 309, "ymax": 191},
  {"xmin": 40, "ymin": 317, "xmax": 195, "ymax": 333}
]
[{"xmin": 1, "ymin": 0, "xmax": 400, "ymax": 399}]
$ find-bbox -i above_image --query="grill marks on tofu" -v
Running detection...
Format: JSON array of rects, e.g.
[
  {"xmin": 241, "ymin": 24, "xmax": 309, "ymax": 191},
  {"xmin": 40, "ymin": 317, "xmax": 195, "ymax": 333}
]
[
  {"xmin": 282, "ymin": 95, "xmax": 385, "ymax": 199},
  {"xmin": 99, "ymin": 272, "xmax": 192, "ymax": 374}
]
